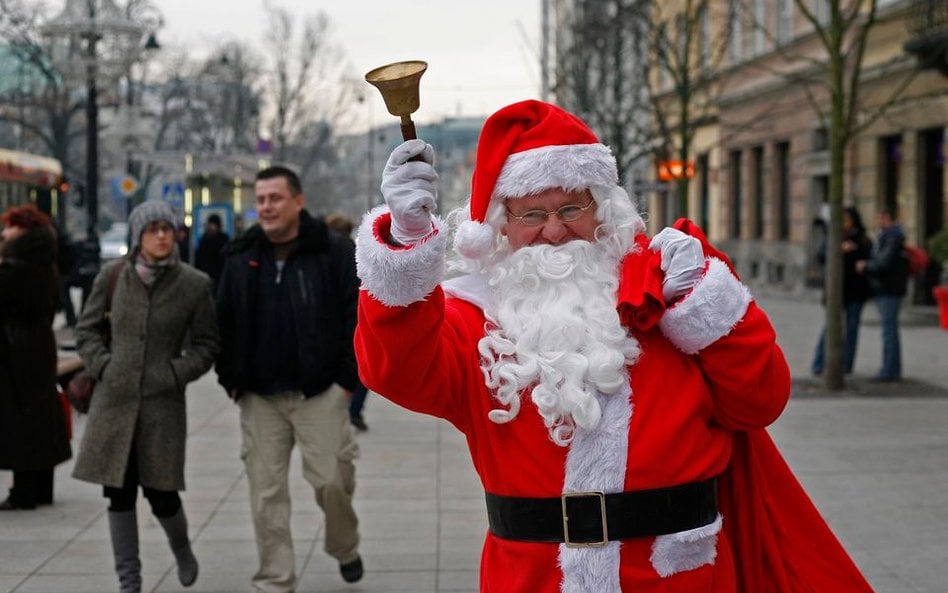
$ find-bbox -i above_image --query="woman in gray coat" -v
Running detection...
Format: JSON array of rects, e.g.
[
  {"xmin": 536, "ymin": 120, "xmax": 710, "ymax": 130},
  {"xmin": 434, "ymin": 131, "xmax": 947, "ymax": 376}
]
[{"xmin": 73, "ymin": 201, "xmax": 220, "ymax": 593}]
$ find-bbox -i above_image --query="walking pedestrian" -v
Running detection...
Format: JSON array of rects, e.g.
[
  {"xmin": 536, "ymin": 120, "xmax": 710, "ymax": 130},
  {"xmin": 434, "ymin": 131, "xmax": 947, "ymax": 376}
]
[
  {"xmin": 194, "ymin": 214, "xmax": 229, "ymax": 290},
  {"xmin": 72, "ymin": 200, "xmax": 220, "ymax": 593},
  {"xmin": 811, "ymin": 206, "xmax": 872, "ymax": 374},
  {"xmin": 0, "ymin": 204, "xmax": 72, "ymax": 510},
  {"xmin": 856, "ymin": 204, "xmax": 910, "ymax": 381},
  {"xmin": 354, "ymin": 100, "xmax": 875, "ymax": 592},
  {"xmin": 215, "ymin": 166, "xmax": 364, "ymax": 592},
  {"xmin": 53, "ymin": 221, "xmax": 79, "ymax": 327}
]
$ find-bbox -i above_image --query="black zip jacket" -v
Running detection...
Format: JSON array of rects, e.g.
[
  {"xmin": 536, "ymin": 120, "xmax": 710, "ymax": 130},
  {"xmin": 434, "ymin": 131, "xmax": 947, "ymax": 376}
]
[{"xmin": 214, "ymin": 210, "xmax": 359, "ymax": 397}]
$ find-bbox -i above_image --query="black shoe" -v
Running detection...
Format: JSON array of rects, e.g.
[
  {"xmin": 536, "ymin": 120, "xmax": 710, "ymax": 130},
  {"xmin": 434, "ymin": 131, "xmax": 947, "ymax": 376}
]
[
  {"xmin": 0, "ymin": 497, "xmax": 36, "ymax": 510},
  {"xmin": 340, "ymin": 555, "xmax": 364, "ymax": 583},
  {"xmin": 350, "ymin": 414, "xmax": 369, "ymax": 432}
]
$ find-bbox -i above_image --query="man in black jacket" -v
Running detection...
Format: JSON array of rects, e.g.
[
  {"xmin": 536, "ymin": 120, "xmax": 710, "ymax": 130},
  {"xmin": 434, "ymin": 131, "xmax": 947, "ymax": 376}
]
[
  {"xmin": 856, "ymin": 205, "xmax": 910, "ymax": 381},
  {"xmin": 215, "ymin": 166, "xmax": 363, "ymax": 592}
]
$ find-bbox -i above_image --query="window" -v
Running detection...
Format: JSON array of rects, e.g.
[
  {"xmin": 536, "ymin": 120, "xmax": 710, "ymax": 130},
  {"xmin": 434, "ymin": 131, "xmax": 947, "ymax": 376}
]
[
  {"xmin": 698, "ymin": 153, "xmax": 710, "ymax": 232},
  {"xmin": 813, "ymin": 0, "xmax": 830, "ymax": 26},
  {"xmin": 776, "ymin": 142, "xmax": 791, "ymax": 240},
  {"xmin": 753, "ymin": 0, "xmax": 766, "ymax": 55},
  {"xmin": 699, "ymin": 4, "xmax": 711, "ymax": 74},
  {"xmin": 776, "ymin": 0, "xmax": 794, "ymax": 44},
  {"xmin": 812, "ymin": 127, "xmax": 829, "ymax": 151},
  {"xmin": 729, "ymin": 0, "xmax": 743, "ymax": 64},
  {"xmin": 752, "ymin": 146, "xmax": 764, "ymax": 239},
  {"xmin": 657, "ymin": 23, "xmax": 669, "ymax": 90},
  {"xmin": 730, "ymin": 149, "xmax": 743, "ymax": 239}
]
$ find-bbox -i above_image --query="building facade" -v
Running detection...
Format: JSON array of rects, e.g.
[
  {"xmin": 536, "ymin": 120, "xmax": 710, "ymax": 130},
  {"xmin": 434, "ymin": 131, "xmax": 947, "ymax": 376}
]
[{"xmin": 648, "ymin": 0, "xmax": 947, "ymax": 303}]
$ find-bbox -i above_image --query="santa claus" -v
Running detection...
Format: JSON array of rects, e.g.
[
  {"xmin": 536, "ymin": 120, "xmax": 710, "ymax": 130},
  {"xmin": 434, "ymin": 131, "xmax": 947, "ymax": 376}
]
[{"xmin": 354, "ymin": 100, "xmax": 874, "ymax": 593}]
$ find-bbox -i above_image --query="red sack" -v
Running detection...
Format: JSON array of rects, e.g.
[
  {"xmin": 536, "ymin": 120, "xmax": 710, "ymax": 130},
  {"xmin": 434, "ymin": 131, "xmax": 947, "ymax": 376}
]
[{"xmin": 905, "ymin": 245, "xmax": 929, "ymax": 276}]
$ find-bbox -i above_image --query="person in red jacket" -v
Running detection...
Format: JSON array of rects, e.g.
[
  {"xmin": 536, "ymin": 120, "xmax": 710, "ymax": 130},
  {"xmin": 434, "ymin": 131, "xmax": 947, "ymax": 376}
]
[{"xmin": 354, "ymin": 100, "xmax": 874, "ymax": 593}]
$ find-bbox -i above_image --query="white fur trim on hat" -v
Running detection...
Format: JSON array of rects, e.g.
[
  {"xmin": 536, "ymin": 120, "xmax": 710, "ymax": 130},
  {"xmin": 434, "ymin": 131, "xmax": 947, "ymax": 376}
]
[
  {"xmin": 355, "ymin": 205, "xmax": 447, "ymax": 307},
  {"xmin": 659, "ymin": 258, "xmax": 752, "ymax": 354},
  {"xmin": 494, "ymin": 144, "xmax": 618, "ymax": 200}
]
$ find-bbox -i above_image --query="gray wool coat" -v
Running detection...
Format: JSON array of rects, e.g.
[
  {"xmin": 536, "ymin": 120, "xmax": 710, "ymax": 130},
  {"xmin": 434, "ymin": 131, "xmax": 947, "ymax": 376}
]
[{"xmin": 72, "ymin": 258, "xmax": 220, "ymax": 490}]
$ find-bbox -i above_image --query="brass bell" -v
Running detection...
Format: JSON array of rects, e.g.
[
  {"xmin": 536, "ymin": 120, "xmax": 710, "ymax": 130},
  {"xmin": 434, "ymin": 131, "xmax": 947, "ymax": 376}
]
[{"xmin": 364, "ymin": 60, "xmax": 428, "ymax": 141}]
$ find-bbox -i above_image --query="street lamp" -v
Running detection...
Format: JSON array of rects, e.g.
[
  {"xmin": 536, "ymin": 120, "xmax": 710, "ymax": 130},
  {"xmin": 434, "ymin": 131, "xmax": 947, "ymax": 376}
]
[{"xmin": 41, "ymin": 0, "xmax": 146, "ymax": 240}]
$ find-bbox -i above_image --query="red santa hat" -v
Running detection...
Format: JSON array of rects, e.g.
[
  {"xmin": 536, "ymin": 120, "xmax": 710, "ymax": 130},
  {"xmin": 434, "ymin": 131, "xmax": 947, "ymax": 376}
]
[{"xmin": 454, "ymin": 100, "xmax": 618, "ymax": 258}]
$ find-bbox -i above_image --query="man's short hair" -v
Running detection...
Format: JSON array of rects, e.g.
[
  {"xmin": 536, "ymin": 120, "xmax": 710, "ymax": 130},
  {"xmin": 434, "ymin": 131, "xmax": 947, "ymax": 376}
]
[
  {"xmin": 207, "ymin": 213, "xmax": 222, "ymax": 227},
  {"xmin": 256, "ymin": 165, "xmax": 302, "ymax": 196},
  {"xmin": 880, "ymin": 204, "xmax": 899, "ymax": 221}
]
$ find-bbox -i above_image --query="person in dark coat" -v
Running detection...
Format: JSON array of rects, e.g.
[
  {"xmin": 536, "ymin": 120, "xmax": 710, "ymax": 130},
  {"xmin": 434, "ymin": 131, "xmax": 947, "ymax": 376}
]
[
  {"xmin": 215, "ymin": 167, "xmax": 364, "ymax": 590},
  {"xmin": 53, "ymin": 222, "xmax": 79, "ymax": 327},
  {"xmin": 856, "ymin": 205, "xmax": 910, "ymax": 381},
  {"xmin": 0, "ymin": 204, "xmax": 72, "ymax": 510},
  {"xmin": 194, "ymin": 213, "xmax": 229, "ymax": 290},
  {"xmin": 811, "ymin": 206, "xmax": 873, "ymax": 375},
  {"xmin": 73, "ymin": 200, "xmax": 220, "ymax": 593}
]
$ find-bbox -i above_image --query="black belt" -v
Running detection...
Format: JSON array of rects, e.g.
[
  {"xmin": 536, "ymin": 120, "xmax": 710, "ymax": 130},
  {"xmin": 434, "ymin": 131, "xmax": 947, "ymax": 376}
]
[{"xmin": 485, "ymin": 477, "xmax": 718, "ymax": 548}]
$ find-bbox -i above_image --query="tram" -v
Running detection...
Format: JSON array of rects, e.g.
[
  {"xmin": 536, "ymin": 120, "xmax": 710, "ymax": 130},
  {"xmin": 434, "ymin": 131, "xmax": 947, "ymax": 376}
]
[{"xmin": 0, "ymin": 147, "xmax": 67, "ymax": 216}]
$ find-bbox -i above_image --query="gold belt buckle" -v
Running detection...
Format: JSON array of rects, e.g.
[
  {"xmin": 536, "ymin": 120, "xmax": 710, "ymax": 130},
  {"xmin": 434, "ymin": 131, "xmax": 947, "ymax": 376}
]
[{"xmin": 561, "ymin": 491, "xmax": 608, "ymax": 548}]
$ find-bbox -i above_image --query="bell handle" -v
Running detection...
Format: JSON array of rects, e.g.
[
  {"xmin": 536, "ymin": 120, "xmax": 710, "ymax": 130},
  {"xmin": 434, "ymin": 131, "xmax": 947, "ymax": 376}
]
[{"xmin": 400, "ymin": 115, "xmax": 417, "ymax": 141}]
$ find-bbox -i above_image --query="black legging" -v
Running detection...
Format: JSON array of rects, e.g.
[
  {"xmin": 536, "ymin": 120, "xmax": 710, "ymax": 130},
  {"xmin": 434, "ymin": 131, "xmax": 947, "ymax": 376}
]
[{"xmin": 104, "ymin": 439, "xmax": 180, "ymax": 518}]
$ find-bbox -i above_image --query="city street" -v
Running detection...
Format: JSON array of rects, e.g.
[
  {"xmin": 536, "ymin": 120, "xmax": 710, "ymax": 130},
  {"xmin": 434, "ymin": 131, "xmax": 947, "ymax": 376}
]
[{"xmin": 1, "ymin": 293, "xmax": 946, "ymax": 593}]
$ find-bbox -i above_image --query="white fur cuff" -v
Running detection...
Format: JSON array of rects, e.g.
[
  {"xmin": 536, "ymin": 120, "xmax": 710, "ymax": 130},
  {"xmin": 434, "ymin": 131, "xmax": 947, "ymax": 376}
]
[
  {"xmin": 355, "ymin": 205, "xmax": 447, "ymax": 307},
  {"xmin": 659, "ymin": 258, "xmax": 752, "ymax": 354},
  {"xmin": 650, "ymin": 513, "xmax": 723, "ymax": 577}
]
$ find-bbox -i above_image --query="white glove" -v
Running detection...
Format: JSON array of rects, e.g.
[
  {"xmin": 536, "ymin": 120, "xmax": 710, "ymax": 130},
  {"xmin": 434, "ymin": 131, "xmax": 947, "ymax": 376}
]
[
  {"xmin": 649, "ymin": 227, "xmax": 705, "ymax": 303},
  {"xmin": 381, "ymin": 139, "xmax": 438, "ymax": 245}
]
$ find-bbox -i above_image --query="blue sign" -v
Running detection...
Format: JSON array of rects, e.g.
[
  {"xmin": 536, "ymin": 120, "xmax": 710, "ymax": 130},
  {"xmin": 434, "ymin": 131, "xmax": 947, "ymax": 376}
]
[{"xmin": 162, "ymin": 182, "xmax": 185, "ymax": 206}]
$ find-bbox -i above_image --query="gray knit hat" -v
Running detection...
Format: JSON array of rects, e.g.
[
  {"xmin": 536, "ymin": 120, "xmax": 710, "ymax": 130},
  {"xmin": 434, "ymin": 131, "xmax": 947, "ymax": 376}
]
[{"xmin": 128, "ymin": 200, "xmax": 176, "ymax": 251}]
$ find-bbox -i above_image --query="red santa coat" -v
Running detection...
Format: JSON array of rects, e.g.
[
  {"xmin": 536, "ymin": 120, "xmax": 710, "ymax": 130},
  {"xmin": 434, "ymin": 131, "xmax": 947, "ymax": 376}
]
[{"xmin": 355, "ymin": 211, "xmax": 874, "ymax": 593}]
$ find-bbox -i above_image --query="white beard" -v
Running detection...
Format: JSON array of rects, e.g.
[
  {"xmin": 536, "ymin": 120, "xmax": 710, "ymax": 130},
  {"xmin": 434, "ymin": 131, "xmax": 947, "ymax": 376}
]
[{"xmin": 479, "ymin": 239, "xmax": 641, "ymax": 446}]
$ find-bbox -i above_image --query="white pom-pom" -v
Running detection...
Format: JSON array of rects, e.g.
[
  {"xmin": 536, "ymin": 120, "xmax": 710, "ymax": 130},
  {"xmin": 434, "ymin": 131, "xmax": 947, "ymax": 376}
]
[{"xmin": 454, "ymin": 220, "xmax": 495, "ymax": 259}]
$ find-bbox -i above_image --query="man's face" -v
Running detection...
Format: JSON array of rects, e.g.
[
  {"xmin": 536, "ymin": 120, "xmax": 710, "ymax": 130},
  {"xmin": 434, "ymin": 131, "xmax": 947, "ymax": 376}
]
[
  {"xmin": 500, "ymin": 188, "xmax": 599, "ymax": 250},
  {"xmin": 255, "ymin": 177, "xmax": 304, "ymax": 243},
  {"xmin": 1, "ymin": 225, "xmax": 25, "ymax": 243},
  {"xmin": 139, "ymin": 221, "xmax": 175, "ymax": 261},
  {"xmin": 878, "ymin": 212, "xmax": 893, "ymax": 230}
]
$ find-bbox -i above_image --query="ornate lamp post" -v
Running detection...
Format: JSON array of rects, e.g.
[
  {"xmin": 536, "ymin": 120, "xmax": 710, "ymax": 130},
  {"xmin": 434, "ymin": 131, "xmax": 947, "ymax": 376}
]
[{"xmin": 41, "ymin": 0, "xmax": 146, "ymax": 240}]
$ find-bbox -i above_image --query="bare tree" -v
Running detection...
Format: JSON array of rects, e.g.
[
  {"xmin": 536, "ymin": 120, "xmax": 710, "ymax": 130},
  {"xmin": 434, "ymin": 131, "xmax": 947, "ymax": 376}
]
[
  {"xmin": 776, "ymin": 0, "xmax": 914, "ymax": 389},
  {"xmin": 0, "ymin": 0, "xmax": 85, "ymax": 179},
  {"xmin": 261, "ymin": 2, "xmax": 359, "ymax": 182},
  {"xmin": 648, "ymin": 0, "xmax": 740, "ymax": 215},
  {"xmin": 552, "ymin": 0, "xmax": 652, "ymax": 184}
]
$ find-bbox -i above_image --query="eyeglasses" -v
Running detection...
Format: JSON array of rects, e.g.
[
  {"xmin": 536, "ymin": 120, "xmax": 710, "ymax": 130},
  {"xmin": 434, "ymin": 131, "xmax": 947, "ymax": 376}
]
[{"xmin": 505, "ymin": 197, "xmax": 595, "ymax": 227}]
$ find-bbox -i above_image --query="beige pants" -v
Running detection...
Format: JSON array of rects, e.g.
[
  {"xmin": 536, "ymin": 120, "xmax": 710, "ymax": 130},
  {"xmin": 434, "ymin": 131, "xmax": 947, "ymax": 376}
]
[{"xmin": 239, "ymin": 386, "xmax": 360, "ymax": 593}]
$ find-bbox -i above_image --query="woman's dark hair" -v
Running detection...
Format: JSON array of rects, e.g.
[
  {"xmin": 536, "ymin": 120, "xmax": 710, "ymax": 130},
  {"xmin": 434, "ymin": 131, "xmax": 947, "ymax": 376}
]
[
  {"xmin": 2, "ymin": 203, "xmax": 51, "ymax": 230},
  {"xmin": 844, "ymin": 206, "xmax": 866, "ymax": 241}
]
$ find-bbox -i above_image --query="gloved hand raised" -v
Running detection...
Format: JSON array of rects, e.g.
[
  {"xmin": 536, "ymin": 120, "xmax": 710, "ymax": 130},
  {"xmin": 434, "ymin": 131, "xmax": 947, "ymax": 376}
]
[
  {"xmin": 381, "ymin": 139, "xmax": 438, "ymax": 245},
  {"xmin": 649, "ymin": 227, "xmax": 706, "ymax": 304}
]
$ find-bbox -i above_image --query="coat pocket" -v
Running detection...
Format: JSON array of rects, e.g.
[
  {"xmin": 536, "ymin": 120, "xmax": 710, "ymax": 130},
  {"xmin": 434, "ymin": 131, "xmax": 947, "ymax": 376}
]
[{"xmin": 649, "ymin": 513, "xmax": 722, "ymax": 578}]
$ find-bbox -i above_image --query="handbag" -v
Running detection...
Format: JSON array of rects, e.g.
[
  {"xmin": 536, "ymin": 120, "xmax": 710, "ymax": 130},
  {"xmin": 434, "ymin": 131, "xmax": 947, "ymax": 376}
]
[{"xmin": 65, "ymin": 263, "xmax": 123, "ymax": 413}]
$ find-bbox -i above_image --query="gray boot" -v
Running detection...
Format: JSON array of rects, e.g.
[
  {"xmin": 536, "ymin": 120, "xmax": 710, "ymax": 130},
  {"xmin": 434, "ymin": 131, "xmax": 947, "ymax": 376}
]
[
  {"xmin": 107, "ymin": 510, "xmax": 142, "ymax": 593},
  {"xmin": 156, "ymin": 507, "xmax": 198, "ymax": 587}
]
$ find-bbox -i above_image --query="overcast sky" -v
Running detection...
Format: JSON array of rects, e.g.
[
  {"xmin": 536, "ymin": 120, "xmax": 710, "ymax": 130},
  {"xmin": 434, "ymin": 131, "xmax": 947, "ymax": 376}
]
[{"xmin": 153, "ymin": 0, "xmax": 542, "ymax": 128}]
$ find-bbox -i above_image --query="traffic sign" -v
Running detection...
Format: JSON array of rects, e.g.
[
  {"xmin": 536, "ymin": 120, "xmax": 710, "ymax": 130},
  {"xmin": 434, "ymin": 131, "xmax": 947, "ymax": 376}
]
[
  {"xmin": 162, "ymin": 182, "xmax": 185, "ymax": 206},
  {"xmin": 117, "ymin": 175, "xmax": 138, "ymax": 197}
]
